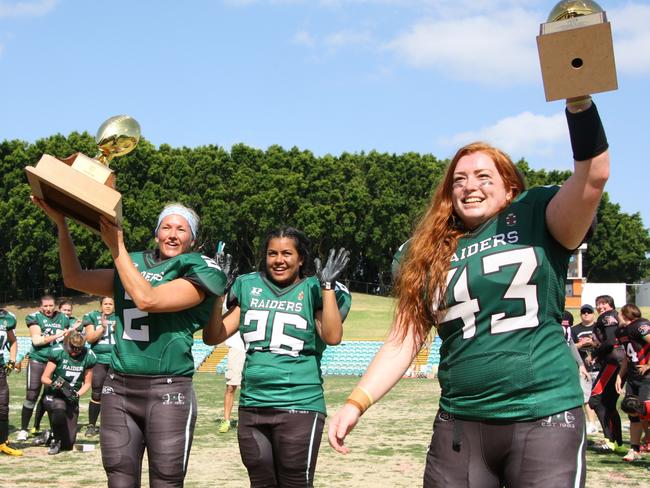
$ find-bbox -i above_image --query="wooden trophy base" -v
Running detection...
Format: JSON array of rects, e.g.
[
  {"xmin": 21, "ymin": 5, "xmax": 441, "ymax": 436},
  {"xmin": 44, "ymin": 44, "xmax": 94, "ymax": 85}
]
[
  {"xmin": 25, "ymin": 153, "xmax": 122, "ymax": 234},
  {"xmin": 537, "ymin": 19, "xmax": 617, "ymax": 102}
]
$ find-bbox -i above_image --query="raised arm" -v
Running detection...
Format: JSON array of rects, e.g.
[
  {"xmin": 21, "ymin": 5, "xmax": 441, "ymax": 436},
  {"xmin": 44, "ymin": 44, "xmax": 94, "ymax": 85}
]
[
  {"xmin": 328, "ymin": 319, "xmax": 419, "ymax": 454},
  {"xmin": 99, "ymin": 216, "xmax": 206, "ymax": 313},
  {"xmin": 314, "ymin": 248, "xmax": 350, "ymax": 345},
  {"xmin": 32, "ymin": 196, "xmax": 115, "ymax": 297},
  {"xmin": 315, "ymin": 289, "xmax": 343, "ymax": 345},
  {"xmin": 546, "ymin": 97, "xmax": 610, "ymax": 249}
]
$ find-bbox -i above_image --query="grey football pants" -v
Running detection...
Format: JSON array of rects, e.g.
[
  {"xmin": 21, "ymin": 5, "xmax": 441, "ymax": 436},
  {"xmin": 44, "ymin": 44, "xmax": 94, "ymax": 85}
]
[{"xmin": 100, "ymin": 371, "xmax": 197, "ymax": 488}]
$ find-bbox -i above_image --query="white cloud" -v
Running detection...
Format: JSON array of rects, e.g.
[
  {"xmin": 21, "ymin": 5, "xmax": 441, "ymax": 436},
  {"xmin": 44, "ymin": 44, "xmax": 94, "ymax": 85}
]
[
  {"xmin": 292, "ymin": 29, "xmax": 315, "ymax": 47},
  {"xmin": 324, "ymin": 29, "xmax": 373, "ymax": 48},
  {"xmin": 610, "ymin": 3, "xmax": 650, "ymax": 75},
  {"xmin": 291, "ymin": 28, "xmax": 373, "ymax": 51},
  {"xmin": 439, "ymin": 111, "xmax": 568, "ymax": 165},
  {"xmin": 0, "ymin": 0, "xmax": 59, "ymax": 18},
  {"xmin": 386, "ymin": 8, "xmax": 540, "ymax": 85}
]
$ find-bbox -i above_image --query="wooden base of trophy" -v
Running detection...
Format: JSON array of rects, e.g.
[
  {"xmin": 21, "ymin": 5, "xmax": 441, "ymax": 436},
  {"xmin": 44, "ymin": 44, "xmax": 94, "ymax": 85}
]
[
  {"xmin": 25, "ymin": 153, "xmax": 122, "ymax": 234},
  {"xmin": 537, "ymin": 21, "xmax": 617, "ymax": 102}
]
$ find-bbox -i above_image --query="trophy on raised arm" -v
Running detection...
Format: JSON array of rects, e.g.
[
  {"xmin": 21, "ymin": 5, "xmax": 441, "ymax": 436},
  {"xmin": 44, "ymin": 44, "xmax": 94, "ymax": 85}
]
[
  {"xmin": 536, "ymin": 0, "xmax": 618, "ymax": 101},
  {"xmin": 26, "ymin": 115, "xmax": 140, "ymax": 233}
]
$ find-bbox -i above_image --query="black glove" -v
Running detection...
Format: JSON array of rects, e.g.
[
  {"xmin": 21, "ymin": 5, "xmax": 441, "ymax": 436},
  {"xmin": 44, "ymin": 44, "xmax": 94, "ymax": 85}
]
[
  {"xmin": 315, "ymin": 248, "xmax": 350, "ymax": 290},
  {"xmin": 4, "ymin": 360, "xmax": 15, "ymax": 375},
  {"xmin": 51, "ymin": 376, "xmax": 79, "ymax": 403},
  {"xmin": 215, "ymin": 241, "xmax": 239, "ymax": 293}
]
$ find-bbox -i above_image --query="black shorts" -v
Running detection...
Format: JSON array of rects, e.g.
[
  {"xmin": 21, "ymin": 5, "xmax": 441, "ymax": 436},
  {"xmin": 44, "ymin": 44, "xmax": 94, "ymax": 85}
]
[
  {"xmin": 625, "ymin": 377, "xmax": 650, "ymax": 401},
  {"xmin": 100, "ymin": 370, "xmax": 197, "ymax": 488},
  {"xmin": 423, "ymin": 407, "xmax": 586, "ymax": 488},
  {"xmin": 625, "ymin": 377, "xmax": 650, "ymax": 422},
  {"xmin": 238, "ymin": 407, "xmax": 325, "ymax": 488}
]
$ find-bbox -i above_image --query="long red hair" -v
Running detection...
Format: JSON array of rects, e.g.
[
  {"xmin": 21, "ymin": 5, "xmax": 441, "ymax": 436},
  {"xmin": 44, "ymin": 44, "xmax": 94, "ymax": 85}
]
[{"xmin": 394, "ymin": 142, "xmax": 526, "ymax": 347}]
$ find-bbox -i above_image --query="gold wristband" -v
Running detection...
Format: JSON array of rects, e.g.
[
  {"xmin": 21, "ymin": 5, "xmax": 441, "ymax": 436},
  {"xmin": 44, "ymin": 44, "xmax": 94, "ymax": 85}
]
[
  {"xmin": 566, "ymin": 96, "xmax": 592, "ymax": 112},
  {"xmin": 566, "ymin": 96, "xmax": 592, "ymax": 105},
  {"xmin": 346, "ymin": 386, "xmax": 374, "ymax": 415},
  {"xmin": 345, "ymin": 398, "xmax": 365, "ymax": 413}
]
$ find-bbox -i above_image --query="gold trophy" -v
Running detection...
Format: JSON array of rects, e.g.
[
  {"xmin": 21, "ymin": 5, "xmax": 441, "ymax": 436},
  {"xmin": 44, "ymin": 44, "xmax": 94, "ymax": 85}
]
[
  {"xmin": 537, "ymin": 0, "xmax": 617, "ymax": 101},
  {"xmin": 25, "ymin": 115, "xmax": 140, "ymax": 233}
]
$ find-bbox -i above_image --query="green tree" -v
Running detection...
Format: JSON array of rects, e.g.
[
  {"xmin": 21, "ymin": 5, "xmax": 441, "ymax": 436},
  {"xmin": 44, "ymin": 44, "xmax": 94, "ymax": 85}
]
[
  {"xmin": 2, "ymin": 134, "xmax": 648, "ymax": 298},
  {"xmin": 583, "ymin": 194, "xmax": 650, "ymax": 283}
]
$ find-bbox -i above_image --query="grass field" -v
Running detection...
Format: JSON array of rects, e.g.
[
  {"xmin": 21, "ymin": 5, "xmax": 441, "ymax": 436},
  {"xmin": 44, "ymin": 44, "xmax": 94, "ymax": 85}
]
[{"xmin": 3, "ymin": 294, "xmax": 650, "ymax": 486}]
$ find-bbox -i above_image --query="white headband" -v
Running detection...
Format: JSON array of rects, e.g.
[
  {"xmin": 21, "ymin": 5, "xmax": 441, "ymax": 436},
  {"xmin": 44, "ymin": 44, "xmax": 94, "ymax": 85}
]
[{"xmin": 155, "ymin": 205, "xmax": 198, "ymax": 240}]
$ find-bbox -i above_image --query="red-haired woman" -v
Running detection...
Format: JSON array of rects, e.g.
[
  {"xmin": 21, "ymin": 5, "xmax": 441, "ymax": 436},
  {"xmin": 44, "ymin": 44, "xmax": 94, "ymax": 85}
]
[{"xmin": 329, "ymin": 95, "xmax": 609, "ymax": 488}]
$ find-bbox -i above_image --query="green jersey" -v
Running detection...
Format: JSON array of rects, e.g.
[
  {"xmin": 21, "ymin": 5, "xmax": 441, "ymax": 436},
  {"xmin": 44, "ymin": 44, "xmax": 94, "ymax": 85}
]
[
  {"xmin": 428, "ymin": 186, "xmax": 581, "ymax": 420},
  {"xmin": 82, "ymin": 310, "xmax": 119, "ymax": 365},
  {"xmin": 112, "ymin": 250, "xmax": 227, "ymax": 376},
  {"xmin": 0, "ymin": 309, "xmax": 17, "ymax": 366},
  {"xmin": 231, "ymin": 272, "xmax": 352, "ymax": 414},
  {"xmin": 26, "ymin": 311, "xmax": 70, "ymax": 363},
  {"xmin": 45, "ymin": 345, "xmax": 97, "ymax": 394}
]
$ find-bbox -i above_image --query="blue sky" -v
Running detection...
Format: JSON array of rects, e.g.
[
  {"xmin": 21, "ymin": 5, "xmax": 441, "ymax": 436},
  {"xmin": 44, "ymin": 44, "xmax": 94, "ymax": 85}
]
[{"xmin": 1, "ymin": 0, "xmax": 648, "ymax": 227}]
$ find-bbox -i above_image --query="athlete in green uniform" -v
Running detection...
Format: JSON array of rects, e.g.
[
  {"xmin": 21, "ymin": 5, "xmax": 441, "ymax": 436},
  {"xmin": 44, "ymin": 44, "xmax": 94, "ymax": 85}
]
[
  {"xmin": 58, "ymin": 299, "xmax": 82, "ymax": 331},
  {"xmin": 0, "ymin": 307, "xmax": 22, "ymax": 456},
  {"xmin": 17, "ymin": 295, "xmax": 71, "ymax": 441},
  {"xmin": 330, "ymin": 96, "xmax": 610, "ymax": 488},
  {"xmin": 31, "ymin": 199, "xmax": 227, "ymax": 487},
  {"xmin": 206, "ymin": 226, "xmax": 351, "ymax": 488},
  {"xmin": 31, "ymin": 299, "xmax": 80, "ymax": 438},
  {"xmin": 82, "ymin": 296, "xmax": 119, "ymax": 437},
  {"xmin": 41, "ymin": 331, "xmax": 96, "ymax": 454}
]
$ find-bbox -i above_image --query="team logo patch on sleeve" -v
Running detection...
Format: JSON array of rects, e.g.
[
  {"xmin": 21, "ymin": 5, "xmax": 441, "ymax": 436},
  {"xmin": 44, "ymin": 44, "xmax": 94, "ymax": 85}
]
[
  {"xmin": 603, "ymin": 316, "xmax": 618, "ymax": 326},
  {"xmin": 639, "ymin": 324, "xmax": 650, "ymax": 335},
  {"xmin": 505, "ymin": 213, "xmax": 517, "ymax": 226},
  {"xmin": 298, "ymin": 291, "xmax": 304, "ymax": 300}
]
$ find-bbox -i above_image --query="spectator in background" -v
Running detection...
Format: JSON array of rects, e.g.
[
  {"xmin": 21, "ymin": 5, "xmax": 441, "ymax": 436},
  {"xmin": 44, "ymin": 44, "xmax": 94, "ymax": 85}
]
[
  {"xmin": 590, "ymin": 295, "xmax": 625, "ymax": 452},
  {"xmin": 218, "ymin": 334, "xmax": 246, "ymax": 433},
  {"xmin": 572, "ymin": 304, "xmax": 599, "ymax": 434},
  {"xmin": 620, "ymin": 395, "xmax": 650, "ymax": 453},
  {"xmin": 615, "ymin": 304, "xmax": 650, "ymax": 462},
  {"xmin": 58, "ymin": 299, "xmax": 82, "ymax": 331},
  {"xmin": 562, "ymin": 310, "xmax": 594, "ymax": 435}
]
